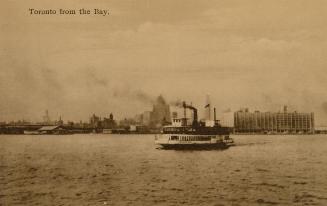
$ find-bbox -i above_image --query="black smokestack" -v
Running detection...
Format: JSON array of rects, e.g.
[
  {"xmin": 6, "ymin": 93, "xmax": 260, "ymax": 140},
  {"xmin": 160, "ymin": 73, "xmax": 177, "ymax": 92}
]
[
  {"xmin": 182, "ymin": 101, "xmax": 198, "ymax": 126},
  {"xmin": 214, "ymin": 107, "xmax": 216, "ymax": 122}
]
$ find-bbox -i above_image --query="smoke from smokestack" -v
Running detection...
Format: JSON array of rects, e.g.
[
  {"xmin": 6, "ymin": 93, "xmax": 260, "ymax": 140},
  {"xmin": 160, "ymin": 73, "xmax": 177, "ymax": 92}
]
[
  {"xmin": 169, "ymin": 99, "xmax": 184, "ymax": 107},
  {"xmin": 181, "ymin": 101, "xmax": 198, "ymax": 125},
  {"xmin": 321, "ymin": 102, "xmax": 327, "ymax": 114},
  {"xmin": 113, "ymin": 88, "xmax": 155, "ymax": 105},
  {"xmin": 182, "ymin": 101, "xmax": 197, "ymax": 111}
]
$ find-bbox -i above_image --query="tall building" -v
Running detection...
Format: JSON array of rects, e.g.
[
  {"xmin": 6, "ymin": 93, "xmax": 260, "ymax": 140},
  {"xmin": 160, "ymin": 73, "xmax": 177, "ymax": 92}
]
[
  {"xmin": 90, "ymin": 114, "xmax": 101, "ymax": 128},
  {"xmin": 102, "ymin": 113, "xmax": 116, "ymax": 129},
  {"xmin": 43, "ymin": 110, "xmax": 51, "ymax": 124},
  {"xmin": 134, "ymin": 114, "xmax": 143, "ymax": 124},
  {"xmin": 151, "ymin": 95, "xmax": 171, "ymax": 126},
  {"xmin": 220, "ymin": 109, "xmax": 234, "ymax": 127},
  {"xmin": 142, "ymin": 111, "xmax": 152, "ymax": 126},
  {"xmin": 132, "ymin": 95, "xmax": 171, "ymax": 127},
  {"xmin": 234, "ymin": 107, "xmax": 315, "ymax": 134}
]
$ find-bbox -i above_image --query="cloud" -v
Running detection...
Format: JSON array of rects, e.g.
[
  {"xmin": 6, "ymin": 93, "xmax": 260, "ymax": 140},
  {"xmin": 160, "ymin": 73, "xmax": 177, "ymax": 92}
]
[{"xmin": 1, "ymin": 0, "xmax": 327, "ymax": 124}]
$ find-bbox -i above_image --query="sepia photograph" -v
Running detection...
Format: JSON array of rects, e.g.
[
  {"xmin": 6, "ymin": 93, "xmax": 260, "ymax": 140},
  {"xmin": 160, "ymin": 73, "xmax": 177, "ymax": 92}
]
[{"xmin": 1, "ymin": 0, "xmax": 327, "ymax": 205}]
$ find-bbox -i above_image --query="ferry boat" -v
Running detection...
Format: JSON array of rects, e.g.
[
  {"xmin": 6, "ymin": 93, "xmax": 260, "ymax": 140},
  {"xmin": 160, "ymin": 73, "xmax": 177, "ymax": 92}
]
[{"xmin": 155, "ymin": 102, "xmax": 234, "ymax": 149}]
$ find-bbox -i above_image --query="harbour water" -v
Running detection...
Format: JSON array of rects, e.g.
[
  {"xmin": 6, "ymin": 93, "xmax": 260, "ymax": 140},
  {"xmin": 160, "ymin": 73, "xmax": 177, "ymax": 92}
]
[{"xmin": 1, "ymin": 134, "xmax": 327, "ymax": 206}]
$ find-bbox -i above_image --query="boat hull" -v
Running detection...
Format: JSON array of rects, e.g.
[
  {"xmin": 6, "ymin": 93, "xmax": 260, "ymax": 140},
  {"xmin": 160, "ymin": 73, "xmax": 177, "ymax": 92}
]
[{"xmin": 158, "ymin": 142, "xmax": 231, "ymax": 150}]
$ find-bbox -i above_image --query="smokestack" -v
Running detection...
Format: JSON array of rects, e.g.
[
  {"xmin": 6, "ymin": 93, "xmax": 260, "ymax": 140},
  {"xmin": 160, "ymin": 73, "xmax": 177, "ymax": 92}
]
[
  {"xmin": 182, "ymin": 104, "xmax": 187, "ymax": 126},
  {"xmin": 182, "ymin": 101, "xmax": 198, "ymax": 126},
  {"xmin": 183, "ymin": 106, "xmax": 186, "ymax": 119},
  {"xmin": 214, "ymin": 108, "xmax": 216, "ymax": 122}
]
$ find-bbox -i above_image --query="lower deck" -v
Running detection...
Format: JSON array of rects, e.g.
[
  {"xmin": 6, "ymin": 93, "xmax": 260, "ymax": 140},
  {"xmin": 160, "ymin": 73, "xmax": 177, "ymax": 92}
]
[
  {"xmin": 158, "ymin": 142, "xmax": 231, "ymax": 150},
  {"xmin": 155, "ymin": 134, "xmax": 233, "ymax": 145}
]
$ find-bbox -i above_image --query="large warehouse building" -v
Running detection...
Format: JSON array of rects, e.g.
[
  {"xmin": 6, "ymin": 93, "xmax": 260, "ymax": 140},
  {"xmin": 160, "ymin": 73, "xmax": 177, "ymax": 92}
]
[{"xmin": 234, "ymin": 106, "xmax": 315, "ymax": 134}]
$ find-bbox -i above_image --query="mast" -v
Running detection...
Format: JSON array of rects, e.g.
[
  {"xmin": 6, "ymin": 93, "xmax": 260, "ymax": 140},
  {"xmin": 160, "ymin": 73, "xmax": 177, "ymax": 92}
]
[{"xmin": 205, "ymin": 95, "xmax": 211, "ymax": 120}]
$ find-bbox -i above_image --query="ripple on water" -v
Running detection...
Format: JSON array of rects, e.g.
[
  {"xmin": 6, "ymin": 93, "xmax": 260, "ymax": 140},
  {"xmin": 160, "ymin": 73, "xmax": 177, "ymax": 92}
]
[
  {"xmin": 293, "ymin": 192, "xmax": 327, "ymax": 204},
  {"xmin": 256, "ymin": 198, "xmax": 279, "ymax": 205},
  {"xmin": 1, "ymin": 134, "xmax": 327, "ymax": 206},
  {"xmin": 256, "ymin": 182, "xmax": 286, "ymax": 189}
]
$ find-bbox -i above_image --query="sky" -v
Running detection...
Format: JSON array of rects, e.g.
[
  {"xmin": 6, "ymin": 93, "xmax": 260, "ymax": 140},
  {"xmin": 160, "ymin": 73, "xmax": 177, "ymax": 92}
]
[{"xmin": 1, "ymin": 0, "xmax": 327, "ymax": 124}]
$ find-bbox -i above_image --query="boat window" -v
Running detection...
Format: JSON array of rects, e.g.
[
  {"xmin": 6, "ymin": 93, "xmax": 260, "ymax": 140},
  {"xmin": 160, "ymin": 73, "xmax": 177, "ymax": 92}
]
[{"xmin": 171, "ymin": 136, "xmax": 178, "ymax": 140}]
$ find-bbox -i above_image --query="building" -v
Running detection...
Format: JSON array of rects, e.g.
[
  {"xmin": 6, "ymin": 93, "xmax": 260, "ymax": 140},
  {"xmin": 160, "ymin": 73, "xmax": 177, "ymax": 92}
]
[
  {"xmin": 119, "ymin": 118, "xmax": 136, "ymax": 127},
  {"xmin": 134, "ymin": 114, "xmax": 143, "ymax": 124},
  {"xmin": 102, "ymin": 113, "xmax": 116, "ymax": 129},
  {"xmin": 134, "ymin": 112, "xmax": 152, "ymax": 126},
  {"xmin": 90, "ymin": 114, "xmax": 101, "ymax": 128},
  {"xmin": 55, "ymin": 116, "xmax": 64, "ymax": 126},
  {"xmin": 234, "ymin": 107, "xmax": 315, "ymax": 134},
  {"xmin": 38, "ymin": 125, "xmax": 68, "ymax": 134},
  {"xmin": 128, "ymin": 125, "xmax": 150, "ymax": 133},
  {"xmin": 150, "ymin": 95, "xmax": 171, "ymax": 127},
  {"xmin": 140, "ymin": 111, "xmax": 152, "ymax": 126},
  {"xmin": 43, "ymin": 110, "xmax": 51, "ymax": 124},
  {"xmin": 133, "ymin": 95, "xmax": 171, "ymax": 128},
  {"xmin": 220, "ymin": 110, "xmax": 234, "ymax": 127},
  {"xmin": 315, "ymin": 126, "xmax": 327, "ymax": 134}
]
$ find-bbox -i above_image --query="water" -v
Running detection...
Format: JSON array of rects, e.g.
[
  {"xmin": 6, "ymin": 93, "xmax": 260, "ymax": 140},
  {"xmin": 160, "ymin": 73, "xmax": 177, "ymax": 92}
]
[{"xmin": 1, "ymin": 134, "xmax": 327, "ymax": 206}]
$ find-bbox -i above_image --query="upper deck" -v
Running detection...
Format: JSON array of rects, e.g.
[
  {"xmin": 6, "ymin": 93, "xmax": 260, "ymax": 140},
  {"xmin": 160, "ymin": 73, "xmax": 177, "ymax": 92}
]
[{"xmin": 162, "ymin": 125, "xmax": 231, "ymax": 135}]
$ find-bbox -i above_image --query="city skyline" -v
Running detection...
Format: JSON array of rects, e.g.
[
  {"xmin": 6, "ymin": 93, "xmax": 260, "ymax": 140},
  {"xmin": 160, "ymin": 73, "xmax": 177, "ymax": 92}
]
[{"xmin": 0, "ymin": 99, "xmax": 322, "ymax": 127}]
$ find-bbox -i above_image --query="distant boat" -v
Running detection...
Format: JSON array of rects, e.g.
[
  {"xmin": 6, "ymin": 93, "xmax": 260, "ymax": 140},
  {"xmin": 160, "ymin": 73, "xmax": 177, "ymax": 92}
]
[{"xmin": 155, "ymin": 101, "xmax": 234, "ymax": 149}]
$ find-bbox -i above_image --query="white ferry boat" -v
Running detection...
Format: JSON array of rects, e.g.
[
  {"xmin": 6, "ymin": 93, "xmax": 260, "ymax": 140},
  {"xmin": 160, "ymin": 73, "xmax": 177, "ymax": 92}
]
[{"xmin": 155, "ymin": 102, "xmax": 234, "ymax": 149}]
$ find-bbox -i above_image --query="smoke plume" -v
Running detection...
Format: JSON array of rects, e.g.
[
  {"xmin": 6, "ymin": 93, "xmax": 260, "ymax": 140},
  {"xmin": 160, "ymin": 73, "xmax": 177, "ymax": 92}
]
[
  {"xmin": 321, "ymin": 102, "xmax": 327, "ymax": 114},
  {"xmin": 113, "ymin": 87, "xmax": 155, "ymax": 105},
  {"xmin": 169, "ymin": 99, "xmax": 183, "ymax": 107}
]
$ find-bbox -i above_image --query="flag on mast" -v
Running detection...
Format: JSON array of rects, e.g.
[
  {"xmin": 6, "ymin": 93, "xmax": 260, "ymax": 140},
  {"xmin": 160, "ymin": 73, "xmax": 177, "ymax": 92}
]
[{"xmin": 205, "ymin": 95, "xmax": 211, "ymax": 120}]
